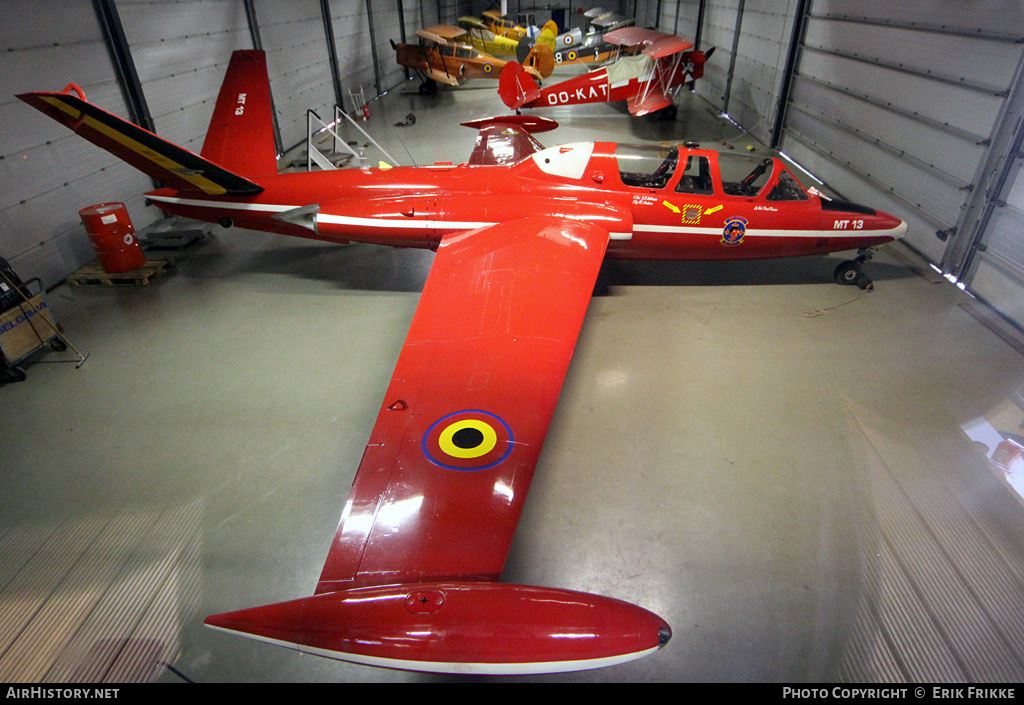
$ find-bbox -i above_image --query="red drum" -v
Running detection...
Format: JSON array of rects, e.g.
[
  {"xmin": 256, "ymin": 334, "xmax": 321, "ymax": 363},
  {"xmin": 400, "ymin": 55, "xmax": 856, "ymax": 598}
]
[{"xmin": 78, "ymin": 203, "xmax": 146, "ymax": 273}]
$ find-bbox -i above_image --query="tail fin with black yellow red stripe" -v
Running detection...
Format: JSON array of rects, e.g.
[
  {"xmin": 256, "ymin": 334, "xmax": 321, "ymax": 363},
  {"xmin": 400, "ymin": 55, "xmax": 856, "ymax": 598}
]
[{"xmin": 17, "ymin": 50, "xmax": 278, "ymax": 196}]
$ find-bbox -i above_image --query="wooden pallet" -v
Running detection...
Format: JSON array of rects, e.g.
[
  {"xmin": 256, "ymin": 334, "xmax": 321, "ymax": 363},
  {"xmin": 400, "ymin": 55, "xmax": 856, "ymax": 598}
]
[{"xmin": 66, "ymin": 258, "xmax": 174, "ymax": 287}]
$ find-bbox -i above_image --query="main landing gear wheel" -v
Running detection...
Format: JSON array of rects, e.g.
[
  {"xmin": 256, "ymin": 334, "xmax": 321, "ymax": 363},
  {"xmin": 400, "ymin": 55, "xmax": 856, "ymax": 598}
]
[{"xmin": 834, "ymin": 248, "xmax": 876, "ymax": 290}]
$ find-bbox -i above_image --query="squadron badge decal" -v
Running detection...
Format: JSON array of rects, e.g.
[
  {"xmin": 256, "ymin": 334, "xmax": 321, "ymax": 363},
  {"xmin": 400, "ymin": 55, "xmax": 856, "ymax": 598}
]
[{"xmin": 721, "ymin": 216, "xmax": 748, "ymax": 246}]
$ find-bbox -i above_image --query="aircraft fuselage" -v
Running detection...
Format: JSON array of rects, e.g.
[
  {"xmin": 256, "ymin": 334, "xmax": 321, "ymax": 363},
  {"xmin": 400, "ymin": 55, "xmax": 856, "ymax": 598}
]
[{"xmin": 147, "ymin": 141, "xmax": 904, "ymax": 263}]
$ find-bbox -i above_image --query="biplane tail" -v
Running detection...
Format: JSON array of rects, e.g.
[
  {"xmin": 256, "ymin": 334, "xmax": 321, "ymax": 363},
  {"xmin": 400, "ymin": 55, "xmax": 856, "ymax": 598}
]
[
  {"xmin": 498, "ymin": 61, "xmax": 541, "ymax": 111},
  {"xmin": 684, "ymin": 46, "xmax": 711, "ymax": 81},
  {"xmin": 16, "ymin": 50, "xmax": 276, "ymax": 196},
  {"xmin": 523, "ymin": 42, "xmax": 556, "ymax": 79}
]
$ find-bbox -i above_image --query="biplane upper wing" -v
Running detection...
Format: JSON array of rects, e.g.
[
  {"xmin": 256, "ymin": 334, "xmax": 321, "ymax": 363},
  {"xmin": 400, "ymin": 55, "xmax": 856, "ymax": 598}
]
[
  {"xmin": 205, "ymin": 213, "xmax": 670, "ymax": 674},
  {"xmin": 603, "ymin": 27, "xmax": 693, "ymax": 57},
  {"xmin": 416, "ymin": 25, "xmax": 467, "ymax": 44}
]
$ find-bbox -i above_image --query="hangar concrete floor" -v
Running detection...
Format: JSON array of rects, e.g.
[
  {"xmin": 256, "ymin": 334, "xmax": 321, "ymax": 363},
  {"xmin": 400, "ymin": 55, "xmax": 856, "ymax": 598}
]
[{"xmin": 2, "ymin": 77, "xmax": 1024, "ymax": 684}]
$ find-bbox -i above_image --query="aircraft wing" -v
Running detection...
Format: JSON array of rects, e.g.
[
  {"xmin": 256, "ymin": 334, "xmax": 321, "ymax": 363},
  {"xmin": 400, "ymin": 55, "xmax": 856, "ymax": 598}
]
[
  {"xmin": 316, "ymin": 215, "xmax": 609, "ymax": 591},
  {"xmin": 416, "ymin": 25, "xmax": 467, "ymax": 45},
  {"xmin": 204, "ymin": 215, "xmax": 673, "ymax": 674},
  {"xmin": 603, "ymin": 27, "xmax": 693, "ymax": 58},
  {"xmin": 422, "ymin": 66, "xmax": 462, "ymax": 86},
  {"xmin": 627, "ymin": 87, "xmax": 675, "ymax": 116}
]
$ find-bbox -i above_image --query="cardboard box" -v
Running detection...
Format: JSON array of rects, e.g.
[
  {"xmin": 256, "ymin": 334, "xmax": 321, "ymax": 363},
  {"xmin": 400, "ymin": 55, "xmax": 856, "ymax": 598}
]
[{"xmin": 0, "ymin": 294, "xmax": 57, "ymax": 364}]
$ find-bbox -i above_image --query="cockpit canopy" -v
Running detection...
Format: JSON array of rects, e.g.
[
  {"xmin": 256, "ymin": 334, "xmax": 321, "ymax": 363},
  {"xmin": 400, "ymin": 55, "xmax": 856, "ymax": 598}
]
[
  {"xmin": 435, "ymin": 43, "xmax": 478, "ymax": 59},
  {"xmin": 525, "ymin": 142, "xmax": 812, "ymax": 203},
  {"xmin": 614, "ymin": 143, "xmax": 809, "ymax": 201}
]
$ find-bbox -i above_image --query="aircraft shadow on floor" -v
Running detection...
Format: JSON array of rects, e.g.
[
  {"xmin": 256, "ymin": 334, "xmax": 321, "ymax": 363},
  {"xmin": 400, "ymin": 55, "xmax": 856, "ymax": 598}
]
[
  {"xmin": 178, "ymin": 240, "xmax": 433, "ymax": 293},
  {"xmin": 181, "ymin": 237, "xmax": 911, "ymax": 297},
  {"xmin": 593, "ymin": 254, "xmax": 913, "ymax": 292}
]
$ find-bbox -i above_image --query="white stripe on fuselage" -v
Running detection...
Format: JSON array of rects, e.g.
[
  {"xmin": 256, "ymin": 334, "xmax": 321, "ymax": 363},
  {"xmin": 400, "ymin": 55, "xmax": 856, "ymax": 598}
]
[
  {"xmin": 146, "ymin": 195, "xmax": 897, "ymax": 240},
  {"xmin": 633, "ymin": 223, "xmax": 903, "ymax": 238},
  {"xmin": 147, "ymin": 194, "xmax": 634, "ymax": 239},
  {"xmin": 147, "ymin": 194, "xmax": 294, "ymax": 213},
  {"xmin": 317, "ymin": 213, "xmax": 492, "ymax": 231}
]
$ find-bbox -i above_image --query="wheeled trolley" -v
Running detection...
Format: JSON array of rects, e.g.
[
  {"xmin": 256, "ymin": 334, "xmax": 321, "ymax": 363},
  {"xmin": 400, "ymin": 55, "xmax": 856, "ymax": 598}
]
[{"xmin": 0, "ymin": 260, "xmax": 85, "ymax": 382}]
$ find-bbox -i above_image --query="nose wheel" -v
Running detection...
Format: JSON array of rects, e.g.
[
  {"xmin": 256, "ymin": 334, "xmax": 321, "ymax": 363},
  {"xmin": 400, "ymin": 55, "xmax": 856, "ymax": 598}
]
[{"xmin": 834, "ymin": 249, "xmax": 875, "ymax": 290}]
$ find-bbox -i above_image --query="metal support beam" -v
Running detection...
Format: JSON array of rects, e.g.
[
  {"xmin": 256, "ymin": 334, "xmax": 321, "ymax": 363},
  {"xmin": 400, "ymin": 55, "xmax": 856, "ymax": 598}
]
[
  {"xmin": 770, "ymin": 0, "xmax": 810, "ymax": 148},
  {"xmin": 91, "ymin": 0, "xmax": 154, "ymax": 133},
  {"xmin": 397, "ymin": 0, "xmax": 408, "ymax": 44},
  {"xmin": 722, "ymin": 0, "xmax": 746, "ymax": 114},
  {"xmin": 365, "ymin": 0, "xmax": 382, "ymax": 96},
  {"xmin": 243, "ymin": 0, "xmax": 283, "ymax": 156},
  {"xmin": 945, "ymin": 51, "xmax": 1024, "ymax": 279},
  {"xmin": 243, "ymin": 0, "xmax": 263, "ymax": 50},
  {"xmin": 397, "ymin": 0, "xmax": 410, "ymax": 80},
  {"xmin": 694, "ymin": 0, "xmax": 706, "ymax": 50},
  {"xmin": 320, "ymin": 0, "xmax": 346, "ymax": 110}
]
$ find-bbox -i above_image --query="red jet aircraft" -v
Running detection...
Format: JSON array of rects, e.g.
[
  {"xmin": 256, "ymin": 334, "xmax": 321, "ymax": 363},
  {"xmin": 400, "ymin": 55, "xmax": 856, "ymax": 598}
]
[
  {"xmin": 19, "ymin": 50, "xmax": 905, "ymax": 675},
  {"xmin": 500, "ymin": 26, "xmax": 711, "ymax": 116}
]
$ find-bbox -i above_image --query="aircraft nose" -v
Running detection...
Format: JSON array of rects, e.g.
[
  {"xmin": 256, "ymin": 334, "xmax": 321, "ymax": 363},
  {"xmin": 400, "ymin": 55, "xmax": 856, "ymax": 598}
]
[
  {"xmin": 658, "ymin": 625, "xmax": 672, "ymax": 648},
  {"xmin": 877, "ymin": 210, "xmax": 907, "ymax": 240}
]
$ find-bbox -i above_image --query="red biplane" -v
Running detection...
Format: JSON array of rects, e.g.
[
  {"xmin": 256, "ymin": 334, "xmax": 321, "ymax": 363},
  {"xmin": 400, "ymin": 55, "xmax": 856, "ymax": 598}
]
[
  {"xmin": 19, "ymin": 50, "xmax": 904, "ymax": 675},
  {"xmin": 500, "ymin": 27, "xmax": 710, "ymax": 116}
]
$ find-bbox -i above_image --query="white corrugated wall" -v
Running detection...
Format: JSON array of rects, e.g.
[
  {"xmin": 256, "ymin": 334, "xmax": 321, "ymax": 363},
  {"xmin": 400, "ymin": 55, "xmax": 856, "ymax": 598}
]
[
  {"xmin": 653, "ymin": 0, "xmax": 1024, "ymax": 329},
  {"xmin": 779, "ymin": 1, "xmax": 1024, "ymax": 329},
  {"xmin": 0, "ymin": 0, "xmax": 156, "ymax": 289},
  {"xmin": 0, "ymin": 0, "xmax": 440, "ymax": 287}
]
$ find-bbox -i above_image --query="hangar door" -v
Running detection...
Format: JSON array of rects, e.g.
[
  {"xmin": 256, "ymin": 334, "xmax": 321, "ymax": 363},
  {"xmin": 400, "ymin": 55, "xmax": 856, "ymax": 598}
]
[
  {"xmin": 660, "ymin": 0, "xmax": 799, "ymax": 149},
  {"xmin": 254, "ymin": 0, "xmax": 336, "ymax": 151},
  {"xmin": 961, "ymin": 107, "xmax": 1024, "ymax": 330},
  {"xmin": 777, "ymin": 0, "xmax": 1024, "ymax": 295}
]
